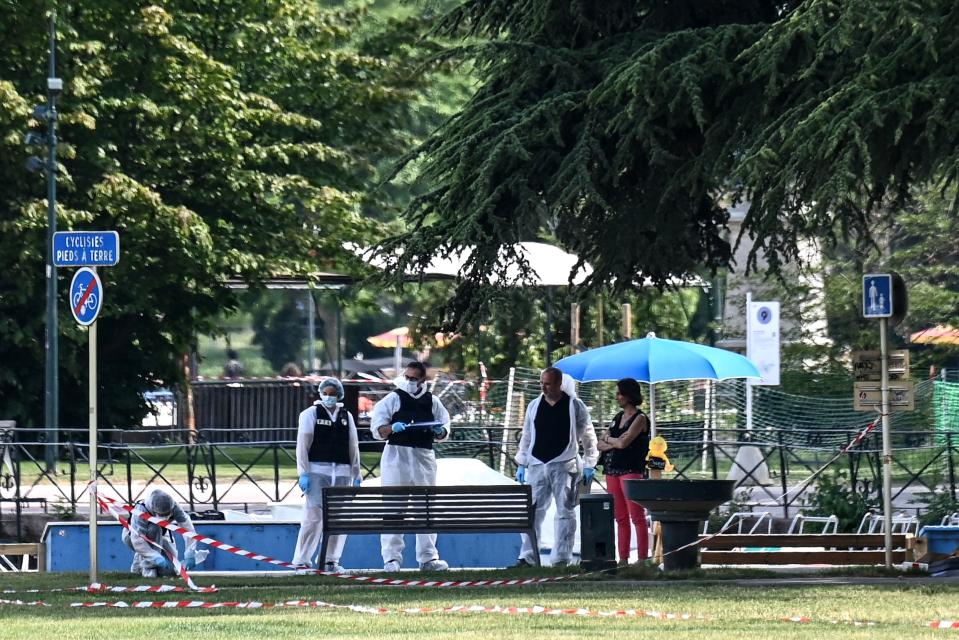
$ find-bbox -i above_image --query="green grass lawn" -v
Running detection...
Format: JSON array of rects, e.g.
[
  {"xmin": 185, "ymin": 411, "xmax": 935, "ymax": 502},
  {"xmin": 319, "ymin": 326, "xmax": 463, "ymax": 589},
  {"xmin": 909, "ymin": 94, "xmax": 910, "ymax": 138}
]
[{"xmin": 0, "ymin": 570, "xmax": 956, "ymax": 639}]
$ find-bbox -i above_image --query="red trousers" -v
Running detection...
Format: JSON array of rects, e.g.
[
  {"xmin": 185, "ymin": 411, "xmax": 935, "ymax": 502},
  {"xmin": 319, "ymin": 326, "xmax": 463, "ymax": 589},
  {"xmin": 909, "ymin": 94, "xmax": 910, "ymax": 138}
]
[{"xmin": 605, "ymin": 473, "xmax": 649, "ymax": 561}]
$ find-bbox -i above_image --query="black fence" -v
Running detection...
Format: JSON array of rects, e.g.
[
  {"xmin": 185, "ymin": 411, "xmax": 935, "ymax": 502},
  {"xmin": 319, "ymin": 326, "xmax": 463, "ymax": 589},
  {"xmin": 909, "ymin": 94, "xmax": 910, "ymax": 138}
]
[{"xmin": 2, "ymin": 421, "xmax": 957, "ymax": 541}]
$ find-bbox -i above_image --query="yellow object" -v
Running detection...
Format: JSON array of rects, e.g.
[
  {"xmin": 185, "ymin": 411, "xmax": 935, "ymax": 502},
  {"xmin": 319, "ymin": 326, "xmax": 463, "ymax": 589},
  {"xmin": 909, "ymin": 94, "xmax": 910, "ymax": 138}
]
[{"xmin": 646, "ymin": 436, "xmax": 675, "ymax": 473}]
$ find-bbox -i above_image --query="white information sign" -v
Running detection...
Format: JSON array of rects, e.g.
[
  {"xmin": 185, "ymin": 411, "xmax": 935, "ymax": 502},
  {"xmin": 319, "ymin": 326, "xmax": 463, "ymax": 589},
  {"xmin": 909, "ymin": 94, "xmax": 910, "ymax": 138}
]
[{"xmin": 746, "ymin": 300, "xmax": 780, "ymax": 386}]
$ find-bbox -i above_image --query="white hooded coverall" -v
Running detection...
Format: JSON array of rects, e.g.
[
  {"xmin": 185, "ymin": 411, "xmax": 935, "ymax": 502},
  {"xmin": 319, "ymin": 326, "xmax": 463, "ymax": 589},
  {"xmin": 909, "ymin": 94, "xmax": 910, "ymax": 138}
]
[
  {"xmin": 292, "ymin": 400, "xmax": 361, "ymax": 567},
  {"xmin": 515, "ymin": 391, "xmax": 598, "ymax": 564},
  {"xmin": 371, "ymin": 385, "xmax": 450, "ymax": 565},
  {"xmin": 121, "ymin": 490, "xmax": 198, "ymax": 576}
]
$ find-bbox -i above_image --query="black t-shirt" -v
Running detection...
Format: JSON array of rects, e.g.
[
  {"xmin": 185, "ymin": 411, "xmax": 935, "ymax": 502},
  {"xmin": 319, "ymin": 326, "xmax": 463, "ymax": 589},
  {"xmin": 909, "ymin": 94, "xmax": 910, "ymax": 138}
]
[
  {"xmin": 604, "ymin": 410, "xmax": 649, "ymax": 476},
  {"xmin": 531, "ymin": 393, "xmax": 572, "ymax": 463}
]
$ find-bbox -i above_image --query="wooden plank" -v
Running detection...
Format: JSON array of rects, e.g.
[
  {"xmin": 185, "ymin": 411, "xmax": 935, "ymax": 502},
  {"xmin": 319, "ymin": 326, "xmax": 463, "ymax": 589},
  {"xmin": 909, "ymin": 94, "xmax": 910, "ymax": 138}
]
[
  {"xmin": 702, "ymin": 550, "xmax": 907, "ymax": 565},
  {"xmin": 699, "ymin": 534, "xmax": 907, "ymax": 549},
  {"xmin": 0, "ymin": 543, "xmax": 41, "ymax": 555}
]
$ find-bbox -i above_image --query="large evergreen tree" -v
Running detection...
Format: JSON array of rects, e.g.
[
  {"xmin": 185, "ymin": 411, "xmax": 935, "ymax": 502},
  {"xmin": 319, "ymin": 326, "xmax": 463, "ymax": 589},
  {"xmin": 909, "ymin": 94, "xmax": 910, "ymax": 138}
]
[{"xmin": 382, "ymin": 0, "xmax": 959, "ymax": 327}]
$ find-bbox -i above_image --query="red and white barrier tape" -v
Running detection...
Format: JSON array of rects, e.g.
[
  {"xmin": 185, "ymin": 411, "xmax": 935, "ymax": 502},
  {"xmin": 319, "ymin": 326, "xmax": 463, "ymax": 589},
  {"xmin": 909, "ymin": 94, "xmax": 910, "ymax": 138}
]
[
  {"xmin": 0, "ymin": 598, "xmax": 48, "ymax": 606},
  {"xmin": 87, "ymin": 582, "xmax": 218, "ymax": 594},
  {"xmin": 72, "ymin": 600, "xmax": 386, "ymax": 613},
  {"xmin": 400, "ymin": 604, "xmax": 695, "ymax": 619},
  {"xmin": 930, "ymin": 621, "xmax": 959, "ymax": 630},
  {"xmin": 69, "ymin": 600, "xmax": 694, "ymax": 619},
  {"xmin": 95, "ymin": 492, "xmax": 580, "ymax": 587},
  {"xmin": 782, "ymin": 616, "xmax": 876, "ymax": 626},
  {"xmin": 2, "ymin": 583, "xmax": 215, "ymax": 594}
]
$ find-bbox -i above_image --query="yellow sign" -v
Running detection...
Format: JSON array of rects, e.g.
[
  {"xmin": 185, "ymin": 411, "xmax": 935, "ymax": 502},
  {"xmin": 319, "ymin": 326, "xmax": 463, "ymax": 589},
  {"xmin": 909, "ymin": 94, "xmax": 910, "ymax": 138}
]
[
  {"xmin": 853, "ymin": 381, "xmax": 915, "ymax": 412},
  {"xmin": 852, "ymin": 349, "xmax": 910, "ymax": 382}
]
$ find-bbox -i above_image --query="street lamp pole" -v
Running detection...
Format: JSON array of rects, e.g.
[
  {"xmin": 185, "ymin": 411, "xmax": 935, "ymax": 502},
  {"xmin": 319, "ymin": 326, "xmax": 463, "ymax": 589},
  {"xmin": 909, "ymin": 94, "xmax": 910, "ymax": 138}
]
[{"xmin": 43, "ymin": 12, "xmax": 60, "ymax": 470}]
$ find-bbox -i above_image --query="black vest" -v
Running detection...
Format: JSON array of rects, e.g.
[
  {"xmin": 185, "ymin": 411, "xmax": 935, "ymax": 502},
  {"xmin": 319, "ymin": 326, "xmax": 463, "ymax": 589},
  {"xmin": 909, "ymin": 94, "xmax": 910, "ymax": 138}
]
[
  {"xmin": 531, "ymin": 393, "xmax": 572, "ymax": 463},
  {"xmin": 387, "ymin": 390, "xmax": 435, "ymax": 449},
  {"xmin": 308, "ymin": 405, "xmax": 352, "ymax": 464},
  {"xmin": 604, "ymin": 410, "xmax": 649, "ymax": 476}
]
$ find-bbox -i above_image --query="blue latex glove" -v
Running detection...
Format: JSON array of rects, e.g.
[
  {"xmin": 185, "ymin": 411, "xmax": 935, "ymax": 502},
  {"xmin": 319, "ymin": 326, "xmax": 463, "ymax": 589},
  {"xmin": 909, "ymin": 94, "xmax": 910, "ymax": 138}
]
[
  {"xmin": 153, "ymin": 555, "xmax": 171, "ymax": 571},
  {"xmin": 391, "ymin": 421, "xmax": 408, "ymax": 433},
  {"xmin": 582, "ymin": 467, "xmax": 596, "ymax": 484},
  {"xmin": 515, "ymin": 466, "xmax": 527, "ymax": 483},
  {"xmin": 184, "ymin": 550, "xmax": 197, "ymax": 570},
  {"xmin": 352, "ymin": 478, "xmax": 362, "ymax": 487},
  {"xmin": 298, "ymin": 473, "xmax": 310, "ymax": 493},
  {"xmin": 432, "ymin": 424, "xmax": 446, "ymax": 437}
]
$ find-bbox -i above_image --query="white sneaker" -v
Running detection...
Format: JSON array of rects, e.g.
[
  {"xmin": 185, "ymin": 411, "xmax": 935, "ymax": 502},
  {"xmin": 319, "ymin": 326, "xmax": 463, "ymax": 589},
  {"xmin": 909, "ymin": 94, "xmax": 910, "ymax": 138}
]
[
  {"xmin": 383, "ymin": 560, "xmax": 402, "ymax": 572},
  {"xmin": 141, "ymin": 568, "xmax": 157, "ymax": 578},
  {"xmin": 419, "ymin": 559, "xmax": 449, "ymax": 572},
  {"xmin": 324, "ymin": 562, "xmax": 347, "ymax": 574}
]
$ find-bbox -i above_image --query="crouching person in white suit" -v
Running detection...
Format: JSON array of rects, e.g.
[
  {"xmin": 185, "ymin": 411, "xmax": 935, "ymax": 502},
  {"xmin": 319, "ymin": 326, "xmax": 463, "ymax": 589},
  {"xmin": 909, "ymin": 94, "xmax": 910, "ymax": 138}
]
[{"xmin": 122, "ymin": 488, "xmax": 207, "ymax": 577}]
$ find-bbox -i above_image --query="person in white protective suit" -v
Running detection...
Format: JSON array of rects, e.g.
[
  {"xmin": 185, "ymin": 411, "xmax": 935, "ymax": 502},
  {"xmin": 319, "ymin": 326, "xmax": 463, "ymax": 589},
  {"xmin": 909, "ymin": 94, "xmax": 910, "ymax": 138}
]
[
  {"xmin": 122, "ymin": 488, "xmax": 207, "ymax": 577},
  {"xmin": 514, "ymin": 367, "xmax": 598, "ymax": 567},
  {"xmin": 292, "ymin": 377, "xmax": 361, "ymax": 572},
  {"xmin": 371, "ymin": 361, "xmax": 451, "ymax": 572}
]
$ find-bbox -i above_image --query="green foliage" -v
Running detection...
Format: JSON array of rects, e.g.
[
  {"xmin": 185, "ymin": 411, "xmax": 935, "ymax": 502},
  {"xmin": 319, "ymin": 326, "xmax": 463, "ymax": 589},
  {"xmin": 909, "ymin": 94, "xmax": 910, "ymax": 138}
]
[
  {"xmin": 805, "ymin": 470, "xmax": 880, "ymax": 533},
  {"xmin": 0, "ymin": 0, "xmax": 436, "ymax": 427},
  {"xmin": 250, "ymin": 291, "xmax": 308, "ymax": 372},
  {"xmin": 381, "ymin": 0, "xmax": 959, "ymax": 329},
  {"xmin": 916, "ymin": 487, "xmax": 959, "ymax": 527}
]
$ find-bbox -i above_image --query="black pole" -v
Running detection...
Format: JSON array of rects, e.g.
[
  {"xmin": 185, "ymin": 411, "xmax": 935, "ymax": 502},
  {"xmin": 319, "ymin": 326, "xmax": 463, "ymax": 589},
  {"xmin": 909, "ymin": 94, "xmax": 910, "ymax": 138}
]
[
  {"xmin": 43, "ymin": 11, "xmax": 60, "ymax": 471},
  {"xmin": 336, "ymin": 291, "xmax": 343, "ymax": 377},
  {"xmin": 778, "ymin": 432, "xmax": 789, "ymax": 518},
  {"xmin": 947, "ymin": 433, "xmax": 957, "ymax": 501}
]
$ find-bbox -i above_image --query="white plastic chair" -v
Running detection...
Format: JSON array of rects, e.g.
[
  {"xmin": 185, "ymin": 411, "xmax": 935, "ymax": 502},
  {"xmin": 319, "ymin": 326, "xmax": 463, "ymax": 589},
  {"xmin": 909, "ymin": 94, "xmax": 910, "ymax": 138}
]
[{"xmin": 788, "ymin": 514, "xmax": 838, "ymax": 534}]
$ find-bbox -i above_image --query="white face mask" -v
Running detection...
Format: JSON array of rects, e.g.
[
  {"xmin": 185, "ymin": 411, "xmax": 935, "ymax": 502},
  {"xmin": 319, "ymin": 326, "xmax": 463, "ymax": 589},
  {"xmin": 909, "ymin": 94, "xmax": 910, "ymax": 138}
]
[
  {"xmin": 321, "ymin": 395, "xmax": 338, "ymax": 408},
  {"xmin": 396, "ymin": 378, "xmax": 422, "ymax": 395}
]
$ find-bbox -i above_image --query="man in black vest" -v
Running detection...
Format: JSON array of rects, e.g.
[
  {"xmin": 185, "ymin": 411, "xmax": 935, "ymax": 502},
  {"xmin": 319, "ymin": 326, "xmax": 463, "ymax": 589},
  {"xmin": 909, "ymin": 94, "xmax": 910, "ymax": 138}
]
[
  {"xmin": 514, "ymin": 367, "xmax": 598, "ymax": 567},
  {"xmin": 292, "ymin": 377, "xmax": 360, "ymax": 571},
  {"xmin": 371, "ymin": 361, "xmax": 451, "ymax": 572}
]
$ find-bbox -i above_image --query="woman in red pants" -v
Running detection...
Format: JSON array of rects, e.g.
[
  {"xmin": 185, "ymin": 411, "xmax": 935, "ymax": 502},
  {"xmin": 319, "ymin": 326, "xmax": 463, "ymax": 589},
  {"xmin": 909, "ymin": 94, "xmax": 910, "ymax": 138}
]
[{"xmin": 597, "ymin": 378, "xmax": 651, "ymax": 565}]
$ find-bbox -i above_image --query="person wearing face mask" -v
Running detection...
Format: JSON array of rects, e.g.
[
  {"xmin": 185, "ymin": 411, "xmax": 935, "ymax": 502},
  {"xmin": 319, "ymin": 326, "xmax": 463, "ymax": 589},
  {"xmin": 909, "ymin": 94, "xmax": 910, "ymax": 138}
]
[
  {"xmin": 122, "ymin": 488, "xmax": 206, "ymax": 577},
  {"xmin": 292, "ymin": 377, "xmax": 361, "ymax": 572},
  {"xmin": 371, "ymin": 361, "xmax": 451, "ymax": 572}
]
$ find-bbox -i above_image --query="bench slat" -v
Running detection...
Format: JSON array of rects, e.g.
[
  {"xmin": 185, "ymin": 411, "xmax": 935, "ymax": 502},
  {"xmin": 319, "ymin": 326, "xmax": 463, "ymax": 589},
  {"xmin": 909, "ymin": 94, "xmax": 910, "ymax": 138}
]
[
  {"xmin": 699, "ymin": 534, "xmax": 907, "ymax": 549},
  {"xmin": 702, "ymin": 550, "xmax": 907, "ymax": 565},
  {"xmin": 326, "ymin": 486, "xmax": 532, "ymax": 495}
]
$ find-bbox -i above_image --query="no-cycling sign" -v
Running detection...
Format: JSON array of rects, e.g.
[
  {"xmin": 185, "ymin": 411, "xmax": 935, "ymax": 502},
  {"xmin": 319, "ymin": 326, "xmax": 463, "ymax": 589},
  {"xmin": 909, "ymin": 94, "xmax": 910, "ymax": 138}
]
[{"xmin": 70, "ymin": 267, "xmax": 103, "ymax": 326}]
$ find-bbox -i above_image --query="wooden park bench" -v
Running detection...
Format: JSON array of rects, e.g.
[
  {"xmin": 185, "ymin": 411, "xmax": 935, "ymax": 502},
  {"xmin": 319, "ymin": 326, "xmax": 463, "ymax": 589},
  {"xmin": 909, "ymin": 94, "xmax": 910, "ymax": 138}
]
[
  {"xmin": 699, "ymin": 533, "xmax": 911, "ymax": 565},
  {"xmin": 0, "ymin": 543, "xmax": 46, "ymax": 572},
  {"xmin": 320, "ymin": 485, "xmax": 539, "ymax": 566}
]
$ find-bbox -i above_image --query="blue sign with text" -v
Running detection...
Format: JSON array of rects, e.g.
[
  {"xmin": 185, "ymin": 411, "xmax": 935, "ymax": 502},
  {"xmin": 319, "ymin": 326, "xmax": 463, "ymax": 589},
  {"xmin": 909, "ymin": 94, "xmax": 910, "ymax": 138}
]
[
  {"xmin": 863, "ymin": 273, "xmax": 893, "ymax": 318},
  {"xmin": 53, "ymin": 231, "xmax": 120, "ymax": 267}
]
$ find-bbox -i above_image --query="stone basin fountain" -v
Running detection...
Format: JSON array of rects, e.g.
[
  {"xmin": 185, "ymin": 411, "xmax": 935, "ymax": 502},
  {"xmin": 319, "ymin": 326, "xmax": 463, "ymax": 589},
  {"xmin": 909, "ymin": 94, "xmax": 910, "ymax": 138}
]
[{"xmin": 624, "ymin": 479, "xmax": 735, "ymax": 571}]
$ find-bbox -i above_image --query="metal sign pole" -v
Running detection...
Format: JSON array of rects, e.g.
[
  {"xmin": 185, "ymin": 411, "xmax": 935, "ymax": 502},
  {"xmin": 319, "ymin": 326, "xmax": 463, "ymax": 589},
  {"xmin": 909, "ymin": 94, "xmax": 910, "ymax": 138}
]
[
  {"xmin": 879, "ymin": 316, "xmax": 893, "ymax": 568},
  {"xmin": 88, "ymin": 269, "xmax": 98, "ymax": 583}
]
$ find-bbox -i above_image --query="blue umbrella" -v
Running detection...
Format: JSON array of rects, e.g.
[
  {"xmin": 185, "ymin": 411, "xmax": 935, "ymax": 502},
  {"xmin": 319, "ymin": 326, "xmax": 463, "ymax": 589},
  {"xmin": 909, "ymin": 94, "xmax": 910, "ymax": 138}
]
[{"xmin": 555, "ymin": 333, "xmax": 761, "ymax": 435}]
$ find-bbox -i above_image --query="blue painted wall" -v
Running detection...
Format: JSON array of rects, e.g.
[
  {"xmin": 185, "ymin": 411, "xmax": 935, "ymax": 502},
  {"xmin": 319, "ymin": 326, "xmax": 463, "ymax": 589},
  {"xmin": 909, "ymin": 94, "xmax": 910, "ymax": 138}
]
[{"xmin": 43, "ymin": 521, "xmax": 523, "ymax": 572}]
